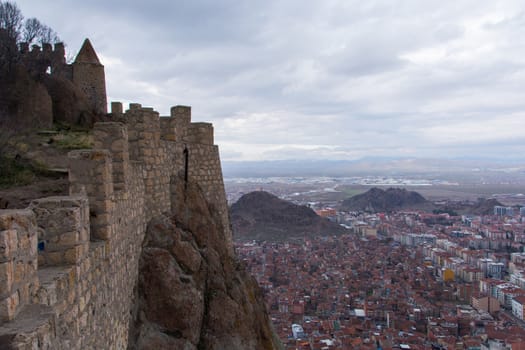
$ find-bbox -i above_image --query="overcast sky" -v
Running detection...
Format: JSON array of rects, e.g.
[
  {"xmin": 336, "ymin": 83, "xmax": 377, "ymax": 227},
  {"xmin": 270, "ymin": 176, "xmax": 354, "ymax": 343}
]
[{"xmin": 15, "ymin": 0, "xmax": 525, "ymax": 162}]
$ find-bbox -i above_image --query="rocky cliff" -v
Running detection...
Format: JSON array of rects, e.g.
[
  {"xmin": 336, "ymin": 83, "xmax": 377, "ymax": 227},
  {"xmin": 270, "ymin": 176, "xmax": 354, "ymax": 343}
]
[{"xmin": 130, "ymin": 180, "xmax": 281, "ymax": 349}]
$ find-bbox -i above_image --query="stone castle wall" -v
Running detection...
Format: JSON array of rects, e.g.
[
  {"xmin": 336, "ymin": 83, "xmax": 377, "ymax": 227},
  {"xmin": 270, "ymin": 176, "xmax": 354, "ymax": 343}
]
[
  {"xmin": 18, "ymin": 40, "xmax": 107, "ymax": 116},
  {"xmin": 0, "ymin": 103, "xmax": 231, "ymax": 349}
]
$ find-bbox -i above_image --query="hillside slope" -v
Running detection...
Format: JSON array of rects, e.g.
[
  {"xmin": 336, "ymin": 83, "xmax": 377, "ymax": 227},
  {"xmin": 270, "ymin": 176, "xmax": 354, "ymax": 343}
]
[{"xmin": 230, "ymin": 191, "xmax": 347, "ymax": 241}]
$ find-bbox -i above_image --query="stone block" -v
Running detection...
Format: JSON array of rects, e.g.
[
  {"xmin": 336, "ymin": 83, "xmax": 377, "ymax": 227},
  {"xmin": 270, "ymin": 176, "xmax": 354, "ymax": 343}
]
[
  {"xmin": 18, "ymin": 281, "xmax": 29, "ymax": 302},
  {"xmin": 56, "ymin": 300, "xmax": 68, "ymax": 314},
  {"xmin": 59, "ymin": 231, "xmax": 80, "ymax": 246},
  {"xmin": 18, "ymin": 232, "xmax": 31, "ymax": 252},
  {"xmin": 0, "ymin": 261, "xmax": 14, "ymax": 297},
  {"xmin": 80, "ymin": 258, "xmax": 90, "ymax": 275},
  {"xmin": 0, "ymin": 210, "xmax": 36, "ymax": 232},
  {"xmin": 0, "ymin": 229, "xmax": 17, "ymax": 262},
  {"xmin": 79, "ymin": 226, "xmax": 89, "ymax": 242},
  {"xmin": 111, "ymin": 139, "xmax": 126, "ymax": 152},
  {"xmin": 68, "ymin": 150, "xmax": 114, "ymax": 199},
  {"xmin": 64, "ymin": 245, "xmax": 86, "ymax": 265},
  {"xmin": 0, "ymin": 290, "xmax": 19, "ymax": 322},
  {"xmin": 13, "ymin": 261, "xmax": 25, "ymax": 284},
  {"xmin": 93, "ymin": 225, "xmax": 112, "ymax": 241},
  {"xmin": 94, "ymin": 199, "xmax": 114, "ymax": 213},
  {"xmin": 38, "ymin": 254, "xmax": 45, "ymax": 267},
  {"xmin": 68, "ymin": 267, "xmax": 76, "ymax": 285},
  {"xmin": 42, "ymin": 284, "xmax": 58, "ymax": 306},
  {"xmin": 91, "ymin": 213, "xmax": 111, "ymax": 227},
  {"xmin": 26, "ymin": 260, "xmax": 37, "ymax": 276},
  {"xmin": 29, "ymin": 230, "xmax": 38, "ymax": 256},
  {"xmin": 67, "ymin": 289, "xmax": 76, "ymax": 305},
  {"xmin": 79, "ymin": 295, "xmax": 85, "ymax": 313},
  {"xmin": 46, "ymin": 251, "xmax": 64, "ymax": 266},
  {"xmin": 111, "ymin": 101, "xmax": 123, "ymax": 114}
]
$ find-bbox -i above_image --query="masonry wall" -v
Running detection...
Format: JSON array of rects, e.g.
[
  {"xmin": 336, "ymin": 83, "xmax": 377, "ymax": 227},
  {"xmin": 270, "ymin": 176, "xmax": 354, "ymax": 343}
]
[
  {"xmin": 0, "ymin": 103, "xmax": 231, "ymax": 349},
  {"xmin": 72, "ymin": 62, "xmax": 107, "ymax": 115}
]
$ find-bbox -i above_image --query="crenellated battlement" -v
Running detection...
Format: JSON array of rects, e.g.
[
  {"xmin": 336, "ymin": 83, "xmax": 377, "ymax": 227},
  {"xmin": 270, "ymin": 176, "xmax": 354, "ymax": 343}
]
[
  {"xmin": 19, "ymin": 42, "xmax": 65, "ymax": 56},
  {"xmin": 19, "ymin": 42, "xmax": 66, "ymax": 63},
  {"xmin": 0, "ymin": 102, "xmax": 231, "ymax": 349}
]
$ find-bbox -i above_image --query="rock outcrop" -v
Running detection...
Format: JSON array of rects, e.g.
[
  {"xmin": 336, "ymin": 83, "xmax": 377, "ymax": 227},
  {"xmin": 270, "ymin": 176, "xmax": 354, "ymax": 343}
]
[
  {"xmin": 130, "ymin": 181, "xmax": 281, "ymax": 350},
  {"xmin": 230, "ymin": 191, "xmax": 347, "ymax": 241}
]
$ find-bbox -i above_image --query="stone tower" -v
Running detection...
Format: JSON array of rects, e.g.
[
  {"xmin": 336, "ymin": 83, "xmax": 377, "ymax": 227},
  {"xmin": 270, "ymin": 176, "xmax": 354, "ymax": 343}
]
[{"xmin": 72, "ymin": 39, "xmax": 107, "ymax": 115}]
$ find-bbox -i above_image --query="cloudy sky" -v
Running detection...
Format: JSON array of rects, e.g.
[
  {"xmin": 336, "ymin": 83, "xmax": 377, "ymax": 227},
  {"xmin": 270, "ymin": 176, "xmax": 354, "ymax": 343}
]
[{"xmin": 15, "ymin": 0, "xmax": 525, "ymax": 162}]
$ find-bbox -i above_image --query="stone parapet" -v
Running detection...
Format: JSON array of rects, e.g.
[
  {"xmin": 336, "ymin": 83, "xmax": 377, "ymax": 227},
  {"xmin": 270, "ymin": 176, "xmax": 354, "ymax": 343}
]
[
  {"xmin": 30, "ymin": 196, "xmax": 90, "ymax": 266},
  {"xmin": 186, "ymin": 122, "xmax": 214, "ymax": 145},
  {"xmin": 170, "ymin": 105, "xmax": 191, "ymax": 142},
  {"xmin": 68, "ymin": 149, "xmax": 114, "ymax": 240},
  {"xmin": 94, "ymin": 122, "xmax": 130, "ymax": 192}
]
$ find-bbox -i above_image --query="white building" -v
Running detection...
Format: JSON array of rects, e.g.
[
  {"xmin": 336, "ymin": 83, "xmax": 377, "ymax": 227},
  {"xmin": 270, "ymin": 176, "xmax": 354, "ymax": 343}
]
[
  {"xmin": 292, "ymin": 324, "xmax": 305, "ymax": 339},
  {"xmin": 511, "ymin": 296, "xmax": 525, "ymax": 320}
]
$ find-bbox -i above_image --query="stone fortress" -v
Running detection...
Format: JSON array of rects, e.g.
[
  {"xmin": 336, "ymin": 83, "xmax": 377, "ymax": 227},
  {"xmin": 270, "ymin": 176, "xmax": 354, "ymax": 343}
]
[
  {"xmin": 0, "ymin": 40, "xmax": 234, "ymax": 349},
  {"xmin": 5, "ymin": 38, "xmax": 108, "ymax": 130},
  {"xmin": 19, "ymin": 38, "xmax": 107, "ymax": 116}
]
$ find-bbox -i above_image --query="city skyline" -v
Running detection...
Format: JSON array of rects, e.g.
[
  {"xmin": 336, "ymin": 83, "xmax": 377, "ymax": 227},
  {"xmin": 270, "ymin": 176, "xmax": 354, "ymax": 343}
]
[{"xmin": 16, "ymin": 0, "xmax": 525, "ymax": 162}]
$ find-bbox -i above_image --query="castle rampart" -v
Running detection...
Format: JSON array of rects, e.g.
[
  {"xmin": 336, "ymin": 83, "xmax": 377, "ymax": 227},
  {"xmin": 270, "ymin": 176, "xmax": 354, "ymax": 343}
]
[
  {"xmin": 18, "ymin": 39, "xmax": 106, "ymax": 116},
  {"xmin": 0, "ymin": 103, "xmax": 231, "ymax": 349}
]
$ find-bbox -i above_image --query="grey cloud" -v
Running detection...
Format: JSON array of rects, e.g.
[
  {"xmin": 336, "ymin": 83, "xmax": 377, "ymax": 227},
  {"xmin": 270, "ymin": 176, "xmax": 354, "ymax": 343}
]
[{"xmin": 14, "ymin": 0, "xmax": 525, "ymax": 162}]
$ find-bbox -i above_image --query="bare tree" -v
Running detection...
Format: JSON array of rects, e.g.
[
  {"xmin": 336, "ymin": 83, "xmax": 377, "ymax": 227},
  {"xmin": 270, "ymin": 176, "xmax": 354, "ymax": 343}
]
[
  {"xmin": 0, "ymin": 27, "xmax": 18, "ymax": 74},
  {"xmin": 22, "ymin": 17, "xmax": 59, "ymax": 45},
  {"xmin": 1, "ymin": 2, "xmax": 60, "ymax": 45},
  {"xmin": 22, "ymin": 17, "xmax": 40, "ymax": 43},
  {"xmin": 37, "ymin": 24, "xmax": 59, "ymax": 44},
  {"xmin": 0, "ymin": 0, "xmax": 22, "ymax": 41}
]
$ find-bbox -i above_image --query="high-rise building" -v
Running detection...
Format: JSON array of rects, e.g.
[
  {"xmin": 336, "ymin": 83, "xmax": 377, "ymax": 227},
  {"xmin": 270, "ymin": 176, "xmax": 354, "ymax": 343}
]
[{"xmin": 494, "ymin": 206, "xmax": 514, "ymax": 216}]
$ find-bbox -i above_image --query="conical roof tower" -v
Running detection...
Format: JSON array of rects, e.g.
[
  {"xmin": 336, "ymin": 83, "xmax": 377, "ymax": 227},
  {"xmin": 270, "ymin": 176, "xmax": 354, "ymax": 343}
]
[
  {"xmin": 74, "ymin": 39, "xmax": 102, "ymax": 65},
  {"xmin": 72, "ymin": 38, "xmax": 107, "ymax": 114}
]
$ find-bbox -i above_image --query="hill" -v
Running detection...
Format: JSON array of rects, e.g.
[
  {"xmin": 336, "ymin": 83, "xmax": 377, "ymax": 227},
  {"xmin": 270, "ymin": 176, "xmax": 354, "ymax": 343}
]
[
  {"xmin": 439, "ymin": 197, "xmax": 504, "ymax": 216},
  {"xmin": 230, "ymin": 191, "xmax": 347, "ymax": 241},
  {"xmin": 341, "ymin": 187, "xmax": 432, "ymax": 212},
  {"xmin": 469, "ymin": 198, "xmax": 503, "ymax": 215}
]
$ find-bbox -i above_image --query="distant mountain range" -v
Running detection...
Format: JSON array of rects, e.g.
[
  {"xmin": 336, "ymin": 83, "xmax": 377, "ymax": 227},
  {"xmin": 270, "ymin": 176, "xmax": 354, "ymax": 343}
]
[
  {"xmin": 230, "ymin": 189, "xmax": 506, "ymax": 243},
  {"xmin": 230, "ymin": 191, "xmax": 347, "ymax": 241},
  {"xmin": 222, "ymin": 158, "xmax": 525, "ymax": 180},
  {"xmin": 341, "ymin": 187, "xmax": 432, "ymax": 213}
]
